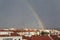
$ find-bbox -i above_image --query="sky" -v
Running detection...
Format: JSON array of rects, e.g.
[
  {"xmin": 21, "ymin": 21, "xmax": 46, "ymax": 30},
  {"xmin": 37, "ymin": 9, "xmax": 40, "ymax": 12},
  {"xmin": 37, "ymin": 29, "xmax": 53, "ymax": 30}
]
[{"xmin": 0, "ymin": 0, "xmax": 60, "ymax": 29}]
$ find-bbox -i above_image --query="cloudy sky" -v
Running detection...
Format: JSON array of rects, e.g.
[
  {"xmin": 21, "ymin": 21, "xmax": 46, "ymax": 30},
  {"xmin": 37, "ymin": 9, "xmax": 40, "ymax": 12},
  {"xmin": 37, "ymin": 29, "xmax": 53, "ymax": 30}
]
[{"xmin": 0, "ymin": 0, "xmax": 60, "ymax": 29}]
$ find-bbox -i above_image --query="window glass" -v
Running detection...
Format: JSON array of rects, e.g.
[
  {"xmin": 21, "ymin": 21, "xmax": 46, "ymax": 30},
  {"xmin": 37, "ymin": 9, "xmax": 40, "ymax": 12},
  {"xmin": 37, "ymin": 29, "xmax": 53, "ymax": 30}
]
[{"xmin": 19, "ymin": 39, "xmax": 20, "ymax": 40}]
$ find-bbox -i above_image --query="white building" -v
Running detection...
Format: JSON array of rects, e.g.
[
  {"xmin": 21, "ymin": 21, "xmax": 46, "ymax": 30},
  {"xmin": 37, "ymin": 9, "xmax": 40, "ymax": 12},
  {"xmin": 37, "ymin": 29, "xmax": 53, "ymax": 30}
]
[
  {"xmin": 0, "ymin": 36, "xmax": 22, "ymax": 40},
  {"xmin": 0, "ymin": 29, "xmax": 22, "ymax": 40}
]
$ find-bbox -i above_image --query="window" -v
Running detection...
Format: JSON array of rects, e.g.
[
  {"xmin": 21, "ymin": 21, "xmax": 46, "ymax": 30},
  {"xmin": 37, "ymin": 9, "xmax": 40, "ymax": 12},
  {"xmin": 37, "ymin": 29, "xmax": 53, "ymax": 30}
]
[{"xmin": 19, "ymin": 39, "xmax": 20, "ymax": 40}]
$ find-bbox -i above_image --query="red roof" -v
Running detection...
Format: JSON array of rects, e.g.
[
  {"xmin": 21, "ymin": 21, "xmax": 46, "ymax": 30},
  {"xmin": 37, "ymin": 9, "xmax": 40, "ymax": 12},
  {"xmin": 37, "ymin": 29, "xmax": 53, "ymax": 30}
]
[
  {"xmin": 0, "ymin": 29, "xmax": 38, "ymax": 32},
  {"xmin": 31, "ymin": 35, "xmax": 51, "ymax": 40},
  {"xmin": 50, "ymin": 35, "xmax": 60, "ymax": 40},
  {"xmin": 23, "ymin": 35, "xmax": 60, "ymax": 40},
  {"xmin": 0, "ymin": 32, "xmax": 20, "ymax": 37},
  {"xmin": 0, "ymin": 29, "xmax": 38, "ymax": 37},
  {"xmin": 22, "ymin": 35, "xmax": 51, "ymax": 40}
]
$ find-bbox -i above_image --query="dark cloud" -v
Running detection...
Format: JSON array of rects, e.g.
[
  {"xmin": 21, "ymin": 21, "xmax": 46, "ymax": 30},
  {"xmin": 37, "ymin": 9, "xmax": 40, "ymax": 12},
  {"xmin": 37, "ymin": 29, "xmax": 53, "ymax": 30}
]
[
  {"xmin": 28, "ymin": 0, "xmax": 60, "ymax": 29},
  {"xmin": 0, "ymin": 0, "xmax": 60, "ymax": 29}
]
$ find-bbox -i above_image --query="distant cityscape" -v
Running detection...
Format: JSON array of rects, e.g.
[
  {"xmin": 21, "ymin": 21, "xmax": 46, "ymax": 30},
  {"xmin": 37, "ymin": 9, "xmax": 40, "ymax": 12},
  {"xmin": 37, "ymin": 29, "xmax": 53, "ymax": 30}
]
[{"xmin": 0, "ymin": 28, "xmax": 60, "ymax": 40}]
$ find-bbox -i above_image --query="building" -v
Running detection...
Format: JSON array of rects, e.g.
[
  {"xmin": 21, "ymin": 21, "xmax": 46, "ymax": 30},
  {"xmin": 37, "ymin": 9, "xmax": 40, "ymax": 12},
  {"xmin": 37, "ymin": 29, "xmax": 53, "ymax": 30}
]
[
  {"xmin": 0, "ymin": 28, "xmax": 60, "ymax": 40},
  {"xmin": 0, "ymin": 36, "xmax": 22, "ymax": 40},
  {"xmin": 0, "ymin": 29, "xmax": 22, "ymax": 40}
]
